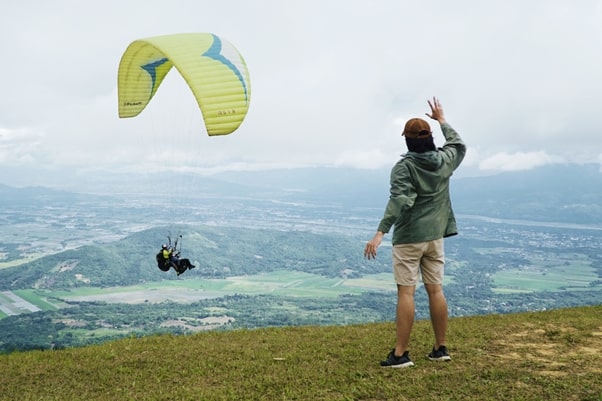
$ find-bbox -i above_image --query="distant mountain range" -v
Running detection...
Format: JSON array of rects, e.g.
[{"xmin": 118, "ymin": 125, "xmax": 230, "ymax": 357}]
[
  {"xmin": 451, "ymin": 163, "xmax": 602, "ymax": 224},
  {"xmin": 2, "ymin": 163, "xmax": 602, "ymax": 224}
]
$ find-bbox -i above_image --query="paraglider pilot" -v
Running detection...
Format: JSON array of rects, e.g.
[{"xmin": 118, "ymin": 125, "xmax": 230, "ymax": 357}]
[
  {"xmin": 157, "ymin": 243, "xmax": 196, "ymax": 276},
  {"xmin": 161, "ymin": 244, "xmax": 180, "ymax": 272}
]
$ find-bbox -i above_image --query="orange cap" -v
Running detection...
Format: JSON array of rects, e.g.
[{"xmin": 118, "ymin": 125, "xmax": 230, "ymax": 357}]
[{"xmin": 402, "ymin": 118, "xmax": 432, "ymax": 138}]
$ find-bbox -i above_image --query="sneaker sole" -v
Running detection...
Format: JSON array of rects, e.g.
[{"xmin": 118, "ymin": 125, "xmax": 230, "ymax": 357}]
[
  {"xmin": 382, "ymin": 361, "xmax": 415, "ymax": 368},
  {"xmin": 427, "ymin": 355, "xmax": 451, "ymax": 361}
]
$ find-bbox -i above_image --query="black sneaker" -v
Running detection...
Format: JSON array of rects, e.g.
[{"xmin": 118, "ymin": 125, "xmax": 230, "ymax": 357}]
[
  {"xmin": 427, "ymin": 345, "xmax": 451, "ymax": 361},
  {"xmin": 380, "ymin": 350, "xmax": 414, "ymax": 368}
]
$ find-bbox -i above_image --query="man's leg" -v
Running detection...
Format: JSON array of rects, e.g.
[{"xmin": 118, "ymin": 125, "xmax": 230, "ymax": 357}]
[
  {"xmin": 171, "ymin": 259, "xmax": 184, "ymax": 275},
  {"xmin": 394, "ymin": 284, "xmax": 416, "ymax": 356},
  {"xmin": 424, "ymin": 283, "xmax": 448, "ymax": 349}
]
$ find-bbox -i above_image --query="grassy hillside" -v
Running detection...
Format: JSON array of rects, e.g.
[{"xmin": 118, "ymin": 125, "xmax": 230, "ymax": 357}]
[{"xmin": 1, "ymin": 306, "xmax": 600, "ymax": 401}]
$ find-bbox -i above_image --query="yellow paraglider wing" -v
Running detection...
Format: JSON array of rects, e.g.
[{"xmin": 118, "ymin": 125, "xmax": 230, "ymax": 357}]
[{"xmin": 118, "ymin": 33, "xmax": 251, "ymax": 136}]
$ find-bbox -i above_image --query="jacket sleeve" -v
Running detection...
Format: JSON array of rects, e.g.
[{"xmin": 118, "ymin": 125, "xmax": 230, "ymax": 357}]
[
  {"xmin": 439, "ymin": 123, "xmax": 466, "ymax": 171},
  {"xmin": 377, "ymin": 161, "xmax": 417, "ymax": 234}
]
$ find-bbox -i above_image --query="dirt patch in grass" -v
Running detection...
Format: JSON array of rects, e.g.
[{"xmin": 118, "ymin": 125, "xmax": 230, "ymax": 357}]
[{"xmin": 493, "ymin": 322, "xmax": 602, "ymax": 377}]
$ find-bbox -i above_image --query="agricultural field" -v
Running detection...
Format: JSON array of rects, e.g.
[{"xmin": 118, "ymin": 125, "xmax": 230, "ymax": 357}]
[
  {"xmin": 0, "ymin": 290, "xmax": 60, "ymax": 318},
  {"xmin": 2, "ymin": 271, "xmax": 396, "ymax": 311},
  {"xmin": 491, "ymin": 251, "xmax": 601, "ymax": 293}
]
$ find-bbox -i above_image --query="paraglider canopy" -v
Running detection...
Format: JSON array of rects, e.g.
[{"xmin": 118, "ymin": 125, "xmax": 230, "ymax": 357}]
[{"xmin": 118, "ymin": 32, "xmax": 251, "ymax": 136}]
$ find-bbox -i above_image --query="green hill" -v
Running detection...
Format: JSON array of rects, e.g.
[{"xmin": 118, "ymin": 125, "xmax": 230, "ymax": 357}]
[
  {"xmin": 1, "ymin": 305, "xmax": 600, "ymax": 401},
  {"xmin": 0, "ymin": 225, "xmax": 377, "ymax": 290}
]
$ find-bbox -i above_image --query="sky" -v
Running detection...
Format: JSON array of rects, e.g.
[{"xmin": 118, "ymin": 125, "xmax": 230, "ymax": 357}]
[{"xmin": 1, "ymin": 0, "xmax": 601, "ymax": 188}]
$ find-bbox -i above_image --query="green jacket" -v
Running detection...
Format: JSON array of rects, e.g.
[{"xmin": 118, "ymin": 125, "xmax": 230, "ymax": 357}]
[{"xmin": 377, "ymin": 122, "xmax": 466, "ymax": 245}]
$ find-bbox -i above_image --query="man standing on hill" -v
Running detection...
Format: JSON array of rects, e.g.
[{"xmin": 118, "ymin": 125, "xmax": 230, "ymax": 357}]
[{"xmin": 364, "ymin": 97, "xmax": 466, "ymax": 368}]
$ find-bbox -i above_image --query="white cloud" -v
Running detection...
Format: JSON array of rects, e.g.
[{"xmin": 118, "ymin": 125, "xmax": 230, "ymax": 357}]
[
  {"xmin": 0, "ymin": 0, "xmax": 601, "ymax": 186},
  {"xmin": 0, "ymin": 127, "xmax": 46, "ymax": 164},
  {"xmin": 479, "ymin": 151, "xmax": 562, "ymax": 172},
  {"xmin": 334, "ymin": 149, "xmax": 394, "ymax": 170}
]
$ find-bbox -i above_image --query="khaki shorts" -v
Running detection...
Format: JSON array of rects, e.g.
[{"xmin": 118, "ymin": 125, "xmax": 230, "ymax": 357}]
[{"xmin": 392, "ymin": 238, "xmax": 445, "ymax": 286}]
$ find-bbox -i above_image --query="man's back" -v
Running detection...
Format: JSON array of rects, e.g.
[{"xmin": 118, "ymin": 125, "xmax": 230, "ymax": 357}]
[{"xmin": 380, "ymin": 122, "xmax": 465, "ymax": 245}]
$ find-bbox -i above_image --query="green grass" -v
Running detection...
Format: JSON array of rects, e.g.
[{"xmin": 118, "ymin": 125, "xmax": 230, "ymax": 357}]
[{"xmin": 1, "ymin": 305, "xmax": 600, "ymax": 401}]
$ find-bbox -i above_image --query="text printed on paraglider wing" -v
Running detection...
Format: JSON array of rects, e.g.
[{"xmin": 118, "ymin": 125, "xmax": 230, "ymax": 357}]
[{"xmin": 217, "ymin": 109, "xmax": 237, "ymax": 116}]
